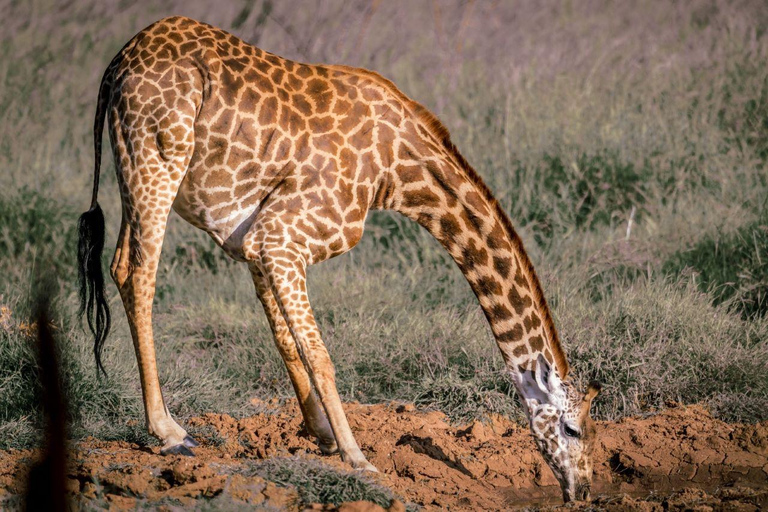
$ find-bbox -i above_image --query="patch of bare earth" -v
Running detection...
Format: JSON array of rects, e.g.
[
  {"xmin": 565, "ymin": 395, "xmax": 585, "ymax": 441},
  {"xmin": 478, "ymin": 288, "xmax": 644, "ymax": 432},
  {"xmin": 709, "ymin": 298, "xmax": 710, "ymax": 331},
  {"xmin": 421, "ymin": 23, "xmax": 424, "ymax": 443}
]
[{"xmin": 1, "ymin": 403, "xmax": 766, "ymax": 510}]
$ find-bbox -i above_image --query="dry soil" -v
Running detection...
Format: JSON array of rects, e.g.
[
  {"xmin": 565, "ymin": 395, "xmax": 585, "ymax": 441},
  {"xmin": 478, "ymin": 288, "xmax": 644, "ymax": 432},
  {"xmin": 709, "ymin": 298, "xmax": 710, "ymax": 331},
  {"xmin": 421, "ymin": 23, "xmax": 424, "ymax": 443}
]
[{"xmin": 1, "ymin": 402, "xmax": 767, "ymax": 510}]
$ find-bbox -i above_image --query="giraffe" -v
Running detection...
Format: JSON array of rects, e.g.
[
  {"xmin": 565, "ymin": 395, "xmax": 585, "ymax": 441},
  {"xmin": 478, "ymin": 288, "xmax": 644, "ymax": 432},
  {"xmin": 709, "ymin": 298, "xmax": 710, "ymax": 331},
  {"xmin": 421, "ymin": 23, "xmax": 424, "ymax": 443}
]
[{"xmin": 77, "ymin": 16, "xmax": 601, "ymax": 502}]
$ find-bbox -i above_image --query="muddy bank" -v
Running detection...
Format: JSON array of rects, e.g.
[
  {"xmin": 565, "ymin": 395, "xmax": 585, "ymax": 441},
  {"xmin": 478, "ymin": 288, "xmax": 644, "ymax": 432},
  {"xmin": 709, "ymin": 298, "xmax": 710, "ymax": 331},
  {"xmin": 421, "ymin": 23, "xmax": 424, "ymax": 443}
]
[{"xmin": 0, "ymin": 403, "xmax": 766, "ymax": 510}]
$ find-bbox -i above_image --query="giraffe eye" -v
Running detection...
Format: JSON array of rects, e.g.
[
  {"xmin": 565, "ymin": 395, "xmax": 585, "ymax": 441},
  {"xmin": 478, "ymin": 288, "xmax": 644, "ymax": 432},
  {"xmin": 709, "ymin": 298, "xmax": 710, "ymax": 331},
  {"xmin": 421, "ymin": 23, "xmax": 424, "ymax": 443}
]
[{"xmin": 564, "ymin": 424, "xmax": 581, "ymax": 438}]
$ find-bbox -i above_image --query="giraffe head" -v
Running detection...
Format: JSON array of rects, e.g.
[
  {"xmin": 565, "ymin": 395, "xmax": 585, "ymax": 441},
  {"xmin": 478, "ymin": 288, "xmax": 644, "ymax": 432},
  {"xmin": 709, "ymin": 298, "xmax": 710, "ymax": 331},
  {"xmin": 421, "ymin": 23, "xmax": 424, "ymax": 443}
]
[{"xmin": 522, "ymin": 357, "xmax": 601, "ymax": 502}]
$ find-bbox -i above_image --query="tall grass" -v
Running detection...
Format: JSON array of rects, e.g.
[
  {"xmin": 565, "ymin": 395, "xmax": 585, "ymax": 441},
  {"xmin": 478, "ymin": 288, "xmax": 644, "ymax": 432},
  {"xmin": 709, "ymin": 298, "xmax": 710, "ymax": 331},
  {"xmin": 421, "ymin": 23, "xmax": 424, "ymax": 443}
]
[{"xmin": 1, "ymin": 0, "xmax": 767, "ymax": 453}]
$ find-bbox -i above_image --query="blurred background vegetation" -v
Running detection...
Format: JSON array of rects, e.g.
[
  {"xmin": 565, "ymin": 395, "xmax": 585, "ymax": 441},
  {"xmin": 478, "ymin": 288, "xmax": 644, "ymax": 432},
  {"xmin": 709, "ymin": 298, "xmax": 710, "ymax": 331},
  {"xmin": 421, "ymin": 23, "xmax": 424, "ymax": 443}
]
[{"xmin": 1, "ymin": 0, "xmax": 767, "ymax": 450}]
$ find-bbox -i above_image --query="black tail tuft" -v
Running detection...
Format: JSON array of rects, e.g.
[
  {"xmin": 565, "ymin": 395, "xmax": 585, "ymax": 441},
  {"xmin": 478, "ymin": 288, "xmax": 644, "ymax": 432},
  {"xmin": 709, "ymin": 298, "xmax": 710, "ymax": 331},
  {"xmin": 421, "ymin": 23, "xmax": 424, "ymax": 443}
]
[{"xmin": 78, "ymin": 203, "xmax": 111, "ymax": 377}]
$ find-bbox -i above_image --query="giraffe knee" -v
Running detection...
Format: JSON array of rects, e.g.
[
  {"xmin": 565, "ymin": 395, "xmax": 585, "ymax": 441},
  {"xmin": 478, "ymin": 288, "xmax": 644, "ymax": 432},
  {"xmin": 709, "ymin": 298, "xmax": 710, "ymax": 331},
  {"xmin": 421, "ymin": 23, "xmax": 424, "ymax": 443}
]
[{"xmin": 110, "ymin": 263, "xmax": 130, "ymax": 290}]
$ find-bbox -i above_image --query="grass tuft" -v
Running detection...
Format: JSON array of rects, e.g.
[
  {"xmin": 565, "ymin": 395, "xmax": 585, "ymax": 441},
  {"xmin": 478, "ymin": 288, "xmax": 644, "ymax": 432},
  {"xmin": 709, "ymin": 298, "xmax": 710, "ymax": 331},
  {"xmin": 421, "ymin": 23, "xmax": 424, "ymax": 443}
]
[
  {"xmin": 562, "ymin": 277, "xmax": 768, "ymax": 423},
  {"xmin": 242, "ymin": 457, "xmax": 412, "ymax": 510}
]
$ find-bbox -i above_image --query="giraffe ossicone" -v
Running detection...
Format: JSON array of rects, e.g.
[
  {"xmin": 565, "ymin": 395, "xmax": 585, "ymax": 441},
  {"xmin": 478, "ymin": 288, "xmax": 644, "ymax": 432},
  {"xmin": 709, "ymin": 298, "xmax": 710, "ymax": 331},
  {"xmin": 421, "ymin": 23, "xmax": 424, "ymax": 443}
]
[{"xmin": 76, "ymin": 16, "xmax": 600, "ymax": 502}]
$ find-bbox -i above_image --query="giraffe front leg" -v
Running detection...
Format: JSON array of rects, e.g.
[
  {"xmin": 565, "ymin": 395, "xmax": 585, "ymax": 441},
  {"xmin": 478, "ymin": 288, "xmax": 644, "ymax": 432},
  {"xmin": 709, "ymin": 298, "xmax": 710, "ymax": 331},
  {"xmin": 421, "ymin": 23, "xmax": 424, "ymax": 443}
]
[
  {"xmin": 249, "ymin": 264, "xmax": 338, "ymax": 455},
  {"xmin": 259, "ymin": 244, "xmax": 376, "ymax": 471}
]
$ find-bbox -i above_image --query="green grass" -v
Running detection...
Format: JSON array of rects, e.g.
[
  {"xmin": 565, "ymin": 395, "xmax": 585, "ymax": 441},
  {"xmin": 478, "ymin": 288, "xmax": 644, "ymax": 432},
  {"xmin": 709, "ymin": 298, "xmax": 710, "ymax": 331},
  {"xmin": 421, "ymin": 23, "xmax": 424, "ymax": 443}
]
[
  {"xmin": 1, "ymin": 0, "xmax": 767, "ymax": 459},
  {"xmin": 512, "ymin": 151, "xmax": 654, "ymax": 244},
  {"xmin": 663, "ymin": 212, "xmax": 768, "ymax": 318}
]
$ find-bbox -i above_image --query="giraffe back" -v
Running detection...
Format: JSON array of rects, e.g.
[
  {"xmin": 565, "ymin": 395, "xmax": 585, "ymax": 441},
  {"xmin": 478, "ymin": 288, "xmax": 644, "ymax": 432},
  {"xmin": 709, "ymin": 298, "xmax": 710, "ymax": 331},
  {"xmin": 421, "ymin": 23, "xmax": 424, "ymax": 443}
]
[{"xmin": 107, "ymin": 16, "xmax": 425, "ymax": 263}]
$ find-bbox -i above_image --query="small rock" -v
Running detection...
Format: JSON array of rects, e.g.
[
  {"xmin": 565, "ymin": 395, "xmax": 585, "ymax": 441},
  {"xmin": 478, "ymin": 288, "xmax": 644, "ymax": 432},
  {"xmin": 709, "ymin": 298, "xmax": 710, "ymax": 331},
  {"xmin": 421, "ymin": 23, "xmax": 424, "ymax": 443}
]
[
  {"xmin": 65, "ymin": 478, "xmax": 80, "ymax": 493},
  {"xmin": 105, "ymin": 493, "xmax": 136, "ymax": 510},
  {"xmin": 81, "ymin": 481, "xmax": 98, "ymax": 499},
  {"xmin": 224, "ymin": 474, "xmax": 267, "ymax": 505},
  {"xmin": 222, "ymin": 474, "xmax": 299, "ymax": 509}
]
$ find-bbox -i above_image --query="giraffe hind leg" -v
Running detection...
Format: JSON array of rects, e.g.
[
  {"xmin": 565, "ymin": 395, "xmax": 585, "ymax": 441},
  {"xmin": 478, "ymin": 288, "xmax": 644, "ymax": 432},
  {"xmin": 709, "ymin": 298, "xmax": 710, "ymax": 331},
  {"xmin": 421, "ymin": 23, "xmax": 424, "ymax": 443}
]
[
  {"xmin": 112, "ymin": 225, "xmax": 198, "ymax": 457},
  {"xmin": 109, "ymin": 95, "xmax": 198, "ymax": 455},
  {"xmin": 112, "ymin": 189, "xmax": 199, "ymax": 455}
]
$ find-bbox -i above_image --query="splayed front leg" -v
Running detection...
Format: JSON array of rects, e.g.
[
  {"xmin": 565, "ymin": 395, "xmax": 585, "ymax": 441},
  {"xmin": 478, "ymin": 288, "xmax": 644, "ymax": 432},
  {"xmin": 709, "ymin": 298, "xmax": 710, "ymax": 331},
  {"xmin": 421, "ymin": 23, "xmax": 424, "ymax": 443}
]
[
  {"xmin": 302, "ymin": 392, "xmax": 339, "ymax": 455},
  {"xmin": 250, "ymin": 264, "xmax": 339, "ymax": 456},
  {"xmin": 255, "ymin": 245, "xmax": 376, "ymax": 472}
]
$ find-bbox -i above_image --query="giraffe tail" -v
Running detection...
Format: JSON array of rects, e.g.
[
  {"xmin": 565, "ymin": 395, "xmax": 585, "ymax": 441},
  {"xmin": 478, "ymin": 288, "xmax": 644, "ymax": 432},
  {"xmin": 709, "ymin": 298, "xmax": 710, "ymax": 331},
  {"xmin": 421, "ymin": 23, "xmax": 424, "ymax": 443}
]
[{"xmin": 77, "ymin": 65, "xmax": 112, "ymax": 377}]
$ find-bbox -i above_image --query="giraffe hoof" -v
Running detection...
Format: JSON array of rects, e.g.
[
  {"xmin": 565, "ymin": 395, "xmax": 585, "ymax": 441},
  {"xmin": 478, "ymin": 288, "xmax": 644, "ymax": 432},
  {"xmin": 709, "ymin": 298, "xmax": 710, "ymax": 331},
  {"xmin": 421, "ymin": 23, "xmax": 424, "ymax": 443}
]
[
  {"xmin": 318, "ymin": 439, "xmax": 338, "ymax": 455},
  {"xmin": 351, "ymin": 460, "xmax": 378, "ymax": 472},
  {"xmin": 183, "ymin": 435, "xmax": 199, "ymax": 448},
  {"xmin": 161, "ymin": 443, "xmax": 195, "ymax": 456}
]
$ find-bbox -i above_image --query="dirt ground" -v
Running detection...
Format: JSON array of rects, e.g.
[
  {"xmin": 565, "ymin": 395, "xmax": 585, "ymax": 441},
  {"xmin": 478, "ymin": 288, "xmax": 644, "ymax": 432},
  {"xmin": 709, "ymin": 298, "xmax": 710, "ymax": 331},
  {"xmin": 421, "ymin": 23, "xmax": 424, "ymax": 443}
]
[{"xmin": 1, "ymin": 402, "xmax": 767, "ymax": 511}]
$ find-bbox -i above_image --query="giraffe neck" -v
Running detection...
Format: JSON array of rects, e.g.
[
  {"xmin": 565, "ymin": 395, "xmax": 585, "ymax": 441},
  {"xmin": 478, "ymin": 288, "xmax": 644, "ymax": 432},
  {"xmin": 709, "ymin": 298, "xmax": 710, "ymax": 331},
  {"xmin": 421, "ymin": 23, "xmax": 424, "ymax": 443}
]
[{"xmin": 386, "ymin": 140, "xmax": 569, "ymax": 412}]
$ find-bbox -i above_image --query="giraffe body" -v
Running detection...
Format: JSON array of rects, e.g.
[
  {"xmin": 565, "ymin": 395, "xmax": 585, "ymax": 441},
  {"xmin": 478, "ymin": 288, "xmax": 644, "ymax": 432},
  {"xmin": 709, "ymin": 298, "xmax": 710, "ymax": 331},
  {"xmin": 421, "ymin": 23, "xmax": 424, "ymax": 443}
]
[{"xmin": 78, "ymin": 16, "xmax": 599, "ymax": 501}]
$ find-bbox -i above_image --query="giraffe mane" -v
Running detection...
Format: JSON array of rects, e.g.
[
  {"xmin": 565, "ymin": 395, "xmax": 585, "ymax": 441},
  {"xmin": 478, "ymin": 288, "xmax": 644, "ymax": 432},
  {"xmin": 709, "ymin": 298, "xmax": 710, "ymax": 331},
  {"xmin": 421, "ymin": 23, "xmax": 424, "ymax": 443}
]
[{"xmin": 327, "ymin": 64, "xmax": 570, "ymax": 379}]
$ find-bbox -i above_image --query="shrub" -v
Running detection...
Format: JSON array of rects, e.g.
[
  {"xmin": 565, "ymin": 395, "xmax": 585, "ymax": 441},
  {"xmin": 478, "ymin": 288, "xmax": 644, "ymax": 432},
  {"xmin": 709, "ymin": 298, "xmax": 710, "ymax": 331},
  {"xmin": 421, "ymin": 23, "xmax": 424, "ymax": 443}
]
[{"xmin": 414, "ymin": 372, "xmax": 523, "ymax": 423}]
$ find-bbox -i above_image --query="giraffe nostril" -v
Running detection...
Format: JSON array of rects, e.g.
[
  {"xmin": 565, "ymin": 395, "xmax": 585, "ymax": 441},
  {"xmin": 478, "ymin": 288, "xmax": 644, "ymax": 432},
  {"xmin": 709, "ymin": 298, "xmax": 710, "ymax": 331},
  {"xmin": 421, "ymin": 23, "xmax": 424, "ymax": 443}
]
[{"xmin": 578, "ymin": 485, "xmax": 590, "ymax": 501}]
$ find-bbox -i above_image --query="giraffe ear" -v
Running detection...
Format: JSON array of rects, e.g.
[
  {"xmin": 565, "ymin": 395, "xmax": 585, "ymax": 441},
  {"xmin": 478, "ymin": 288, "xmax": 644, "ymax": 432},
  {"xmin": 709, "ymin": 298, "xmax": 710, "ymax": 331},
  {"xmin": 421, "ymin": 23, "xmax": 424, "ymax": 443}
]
[
  {"xmin": 585, "ymin": 381, "xmax": 601, "ymax": 401},
  {"xmin": 580, "ymin": 381, "xmax": 601, "ymax": 418}
]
